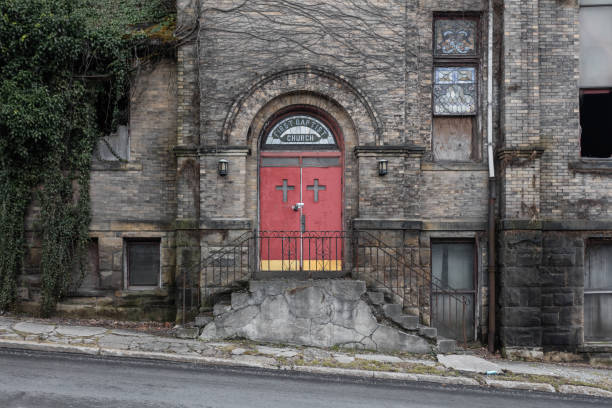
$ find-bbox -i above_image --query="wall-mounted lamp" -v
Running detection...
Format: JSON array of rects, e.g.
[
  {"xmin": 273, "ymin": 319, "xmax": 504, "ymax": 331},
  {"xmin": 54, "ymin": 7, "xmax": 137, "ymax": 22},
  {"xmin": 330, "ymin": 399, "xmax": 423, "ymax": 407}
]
[
  {"xmin": 218, "ymin": 159, "xmax": 229, "ymax": 176},
  {"xmin": 377, "ymin": 159, "xmax": 388, "ymax": 176}
]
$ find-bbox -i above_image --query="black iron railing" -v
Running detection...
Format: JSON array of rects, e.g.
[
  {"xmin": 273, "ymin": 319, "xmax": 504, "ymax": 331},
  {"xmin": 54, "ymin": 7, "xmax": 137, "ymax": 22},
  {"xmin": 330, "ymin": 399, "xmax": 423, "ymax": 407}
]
[
  {"xmin": 189, "ymin": 229, "xmax": 471, "ymax": 342},
  {"xmin": 353, "ymin": 230, "xmax": 471, "ymax": 344}
]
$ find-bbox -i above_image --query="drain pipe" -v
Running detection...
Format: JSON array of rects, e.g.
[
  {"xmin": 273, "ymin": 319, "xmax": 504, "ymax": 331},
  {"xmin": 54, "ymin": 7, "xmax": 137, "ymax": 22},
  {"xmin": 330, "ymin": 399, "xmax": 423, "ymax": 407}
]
[{"xmin": 486, "ymin": 0, "xmax": 497, "ymax": 354}]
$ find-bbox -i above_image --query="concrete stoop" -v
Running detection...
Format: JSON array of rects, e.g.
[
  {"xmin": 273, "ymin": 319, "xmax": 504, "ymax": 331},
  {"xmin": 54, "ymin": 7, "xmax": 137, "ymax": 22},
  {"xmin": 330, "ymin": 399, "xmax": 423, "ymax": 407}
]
[
  {"xmin": 366, "ymin": 289, "xmax": 456, "ymax": 354},
  {"xmin": 197, "ymin": 279, "xmax": 451, "ymax": 354}
]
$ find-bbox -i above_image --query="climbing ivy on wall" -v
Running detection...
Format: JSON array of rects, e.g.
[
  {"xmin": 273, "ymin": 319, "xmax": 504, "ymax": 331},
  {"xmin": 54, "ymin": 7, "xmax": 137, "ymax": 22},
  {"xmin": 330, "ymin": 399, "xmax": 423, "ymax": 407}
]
[{"xmin": 0, "ymin": 0, "xmax": 174, "ymax": 315}]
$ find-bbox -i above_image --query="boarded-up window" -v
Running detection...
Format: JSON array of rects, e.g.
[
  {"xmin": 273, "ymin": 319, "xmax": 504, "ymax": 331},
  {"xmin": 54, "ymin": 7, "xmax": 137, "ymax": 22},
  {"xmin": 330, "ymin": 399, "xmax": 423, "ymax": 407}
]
[
  {"xmin": 126, "ymin": 240, "xmax": 160, "ymax": 287},
  {"xmin": 94, "ymin": 125, "xmax": 129, "ymax": 161},
  {"xmin": 433, "ymin": 117, "xmax": 478, "ymax": 161},
  {"xmin": 431, "ymin": 242, "xmax": 476, "ymax": 341},
  {"xmin": 585, "ymin": 242, "xmax": 612, "ymax": 341}
]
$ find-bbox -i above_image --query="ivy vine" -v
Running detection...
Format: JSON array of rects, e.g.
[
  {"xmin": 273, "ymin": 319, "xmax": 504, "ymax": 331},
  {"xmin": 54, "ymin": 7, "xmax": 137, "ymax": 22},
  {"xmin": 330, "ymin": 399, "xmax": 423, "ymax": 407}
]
[{"xmin": 0, "ymin": 0, "xmax": 174, "ymax": 315}]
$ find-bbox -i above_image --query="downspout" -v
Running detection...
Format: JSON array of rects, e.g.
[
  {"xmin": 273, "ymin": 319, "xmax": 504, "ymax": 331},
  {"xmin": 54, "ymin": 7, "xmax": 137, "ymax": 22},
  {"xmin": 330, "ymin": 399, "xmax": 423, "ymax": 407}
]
[{"xmin": 487, "ymin": 0, "xmax": 497, "ymax": 354}]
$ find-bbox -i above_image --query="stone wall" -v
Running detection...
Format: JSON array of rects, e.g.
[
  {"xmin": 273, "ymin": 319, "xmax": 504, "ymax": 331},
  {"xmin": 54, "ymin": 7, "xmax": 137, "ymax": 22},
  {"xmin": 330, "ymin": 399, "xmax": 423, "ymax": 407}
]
[
  {"xmin": 201, "ymin": 279, "xmax": 433, "ymax": 353},
  {"xmin": 21, "ymin": 59, "xmax": 178, "ymax": 321}
]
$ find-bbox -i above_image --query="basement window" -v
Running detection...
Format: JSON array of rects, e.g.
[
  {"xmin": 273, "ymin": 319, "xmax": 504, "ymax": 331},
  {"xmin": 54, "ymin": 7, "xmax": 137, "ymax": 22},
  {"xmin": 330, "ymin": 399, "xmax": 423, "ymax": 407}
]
[
  {"xmin": 125, "ymin": 239, "xmax": 161, "ymax": 289},
  {"xmin": 580, "ymin": 90, "xmax": 612, "ymax": 158},
  {"xmin": 585, "ymin": 241, "xmax": 612, "ymax": 341}
]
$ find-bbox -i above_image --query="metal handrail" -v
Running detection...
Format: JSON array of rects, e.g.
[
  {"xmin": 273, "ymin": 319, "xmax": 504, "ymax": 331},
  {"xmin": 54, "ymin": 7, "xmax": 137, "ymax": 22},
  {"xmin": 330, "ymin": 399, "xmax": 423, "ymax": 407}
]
[
  {"xmin": 354, "ymin": 230, "xmax": 470, "ymax": 344},
  {"xmin": 192, "ymin": 229, "xmax": 471, "ymax": 343}
]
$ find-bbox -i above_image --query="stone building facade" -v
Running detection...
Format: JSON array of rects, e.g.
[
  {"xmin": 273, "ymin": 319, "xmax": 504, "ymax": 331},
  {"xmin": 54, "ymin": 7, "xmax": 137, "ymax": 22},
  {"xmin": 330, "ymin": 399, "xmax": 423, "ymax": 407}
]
[{"xmin": 19, "ymin": 0, "xmax": 612, "ymax": 353}]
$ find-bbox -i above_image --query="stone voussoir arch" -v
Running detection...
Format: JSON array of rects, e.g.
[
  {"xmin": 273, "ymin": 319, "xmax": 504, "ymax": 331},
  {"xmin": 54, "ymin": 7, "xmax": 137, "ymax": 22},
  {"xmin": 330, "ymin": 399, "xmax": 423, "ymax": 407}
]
[{"xmin": 222, "ymin": 66, "xmax": 383, "ymax": 146}]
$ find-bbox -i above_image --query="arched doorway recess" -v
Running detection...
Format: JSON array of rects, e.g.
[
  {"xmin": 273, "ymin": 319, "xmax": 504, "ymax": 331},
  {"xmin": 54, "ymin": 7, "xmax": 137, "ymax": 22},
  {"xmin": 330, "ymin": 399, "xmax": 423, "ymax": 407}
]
[{"xmin": 258, "ymin": 106, "xmax": 344, "ymax": 275}]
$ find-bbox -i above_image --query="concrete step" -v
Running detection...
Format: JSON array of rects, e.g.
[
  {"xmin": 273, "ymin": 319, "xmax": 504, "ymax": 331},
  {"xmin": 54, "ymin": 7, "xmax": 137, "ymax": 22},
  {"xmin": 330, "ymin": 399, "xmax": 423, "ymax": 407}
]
[
  {"xmin": 382, "ymin": 304, "xmax": 402, "ymax": 321},
  {"xmin": 174, "ymin": 326, "xmax": 200, "ymax": 339},
  {"xmin": 418, "ymin": 325, "xmax": 437, "ymax": 339},
  {"xmin": 437, "ymin": 337, "xmax": 457, "ymax": 354},
  {"xmin": 397, "ymin": 315, "xmax": 418, "ymax": 330},
  {"xmin": 194, "ymin": 314, "xmax": 213, "ymax": 328},
  {"xmin": 366, "ymin": 291, "xmax": 385, "ymax": 305},
  {"xmin": 213, "ymin": 301, "xmax": 231, "ymax": 316}
]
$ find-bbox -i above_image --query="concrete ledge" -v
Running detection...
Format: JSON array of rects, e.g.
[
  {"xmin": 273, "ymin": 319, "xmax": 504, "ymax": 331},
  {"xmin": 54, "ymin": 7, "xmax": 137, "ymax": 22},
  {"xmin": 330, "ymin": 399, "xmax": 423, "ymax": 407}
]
[
  {"xmin": 199, "ymin": 145, "xmax": 251, "ymax": 156},
  {"xmin": 569, "ymin": 159, "xmax": 612, "ymax": 174},
  {"xmin": 559, "ymin": 385, "xmax": 612, "ymax": 398},
  {"xmin": 421, "ymin": 161, "xmax": 488, "ymax": 172},
  {"xmin": 91, "ymin": 161, "xmax": 143, "ymax": 172},
  {"xmin": 353, "ymin": 218, "xmax": 422, "ymax": 230},
  {"xmin": 200, "ymin": 218, "xmax": 253, "ymax": 230},
  {"xmin": 354, "ymin": 145, "xmax": 425, "ymax": 157},
  {"xmin": 500, "ymin": 219, "xmax": 612, "ymax": 231},
  {"xmin": 484, "ymin": 378, "xmax": 555, "ymax": 393}
]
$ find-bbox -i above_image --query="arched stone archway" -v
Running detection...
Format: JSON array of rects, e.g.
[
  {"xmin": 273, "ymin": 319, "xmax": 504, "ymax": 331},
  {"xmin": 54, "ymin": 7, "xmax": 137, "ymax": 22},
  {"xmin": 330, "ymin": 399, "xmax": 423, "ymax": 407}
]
[{"xmin": 223, "ymin": 66, "xmax": 383, "ymax": 147}]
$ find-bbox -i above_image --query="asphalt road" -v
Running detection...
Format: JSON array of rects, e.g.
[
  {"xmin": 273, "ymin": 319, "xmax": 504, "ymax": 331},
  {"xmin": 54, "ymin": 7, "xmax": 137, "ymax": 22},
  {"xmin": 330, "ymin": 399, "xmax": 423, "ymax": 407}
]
[{"xmin": 0, "ymin": 348, "xmax": 609, "ymax": 408}]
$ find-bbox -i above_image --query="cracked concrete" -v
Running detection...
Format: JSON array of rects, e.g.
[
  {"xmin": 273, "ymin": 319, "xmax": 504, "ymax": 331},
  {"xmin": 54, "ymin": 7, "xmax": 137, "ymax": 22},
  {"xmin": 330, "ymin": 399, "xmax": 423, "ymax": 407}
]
[
  {"xmin": 200, "ymin": 280, "xmax": 433, "ymax": 353},
  {"xmin": 0, "ymin": 315, "xmax": 611, "ymax": 400}
]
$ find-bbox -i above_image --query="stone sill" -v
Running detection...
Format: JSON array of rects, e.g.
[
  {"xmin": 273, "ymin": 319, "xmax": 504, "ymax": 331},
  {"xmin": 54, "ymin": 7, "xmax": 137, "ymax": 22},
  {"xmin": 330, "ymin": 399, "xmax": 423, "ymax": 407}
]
[
  {"xmin": 421, "ymin": 161, "xmax": 487, "ymax": 171},
  {"xmin": 354, "ymin": 145, "xmax": 425, "ymax": 157},
  {"xmin": 91, "ymin": 160, "xmax": 142, "ymax": 172},
  {"xmin": 353, "ymin": 218, "xmax": 423, "ymax": 230},
  {"xmin": 67, "ymin": 290, "xmax": 114, "ymax": 298},
  {"xmin": 569, "ymin": 158, "xmax": 612, "ymax": 174},
  {"xmin": 116, "ymin": 288, "xmax": 169, "ymax": 297},
  {"xmin": 200, "ymin": 218, "xmax": 253, "ymax": 230},
  {"xmin": 578, "ymin": 343, "xmax": 612, "ymax": 354}
]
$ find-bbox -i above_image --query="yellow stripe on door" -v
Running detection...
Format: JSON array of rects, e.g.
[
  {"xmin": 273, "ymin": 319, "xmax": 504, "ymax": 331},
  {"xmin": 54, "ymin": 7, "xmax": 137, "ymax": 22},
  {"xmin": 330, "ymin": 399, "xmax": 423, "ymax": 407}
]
[{"xmin": 260, "ymin": 260, "xmax": 342, "ymax": 271}]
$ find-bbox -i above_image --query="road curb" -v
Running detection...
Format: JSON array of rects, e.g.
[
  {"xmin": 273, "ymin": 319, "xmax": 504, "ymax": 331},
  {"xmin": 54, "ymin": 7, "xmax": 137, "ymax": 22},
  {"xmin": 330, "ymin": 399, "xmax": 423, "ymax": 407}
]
[{"xmin": 0, "ymin": 338, "xmax": 610, "ymax": 400}]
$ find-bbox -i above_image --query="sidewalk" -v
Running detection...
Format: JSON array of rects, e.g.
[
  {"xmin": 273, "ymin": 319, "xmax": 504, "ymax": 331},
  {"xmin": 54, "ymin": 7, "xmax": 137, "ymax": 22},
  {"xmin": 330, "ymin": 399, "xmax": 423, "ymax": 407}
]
[{"xmin": 1, "ymin": 315, "xmax": 611, "ymax": 399}]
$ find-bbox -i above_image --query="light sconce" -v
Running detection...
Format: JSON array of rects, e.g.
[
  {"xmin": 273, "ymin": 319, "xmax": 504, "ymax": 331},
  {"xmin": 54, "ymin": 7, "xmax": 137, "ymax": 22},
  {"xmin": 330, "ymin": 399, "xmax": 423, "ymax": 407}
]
[
  {"xmin": 377, "ymin": 159, "xmax": 388, "ymax": 176},
  {"xmin": 217, "ymin": 159, "xmax": 229, "ymax": 176}
]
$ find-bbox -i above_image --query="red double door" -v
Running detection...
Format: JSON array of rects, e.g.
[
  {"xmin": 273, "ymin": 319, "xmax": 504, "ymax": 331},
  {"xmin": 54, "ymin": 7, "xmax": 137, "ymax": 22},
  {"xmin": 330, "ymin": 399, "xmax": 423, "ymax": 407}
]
[{"xmin": 260, "ymin": 154, "xmax": 342, "ymax": 272}]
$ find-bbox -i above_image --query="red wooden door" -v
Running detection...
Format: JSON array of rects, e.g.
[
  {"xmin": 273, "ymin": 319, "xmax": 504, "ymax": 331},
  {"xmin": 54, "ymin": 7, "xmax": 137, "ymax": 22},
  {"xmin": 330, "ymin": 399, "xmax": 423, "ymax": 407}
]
[
  {"xmin": 259, "ymin": 165, "xmax": 301, "ymax": 271},
  {"xmin": 259, "ymin": 156, "xmax": 342, "ymax": 272},
  {"xmin": 302, "ymin": 166, "xmax": 342, "ymax": 271}
]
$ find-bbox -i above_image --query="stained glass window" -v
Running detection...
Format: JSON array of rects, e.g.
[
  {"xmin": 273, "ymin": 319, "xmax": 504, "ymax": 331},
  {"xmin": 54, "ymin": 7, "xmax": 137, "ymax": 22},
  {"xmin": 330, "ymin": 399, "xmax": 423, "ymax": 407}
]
[
  {"xmin": 433, "ymin": 67, "xmax": 476, "ymax": 115},
  {"xmin": 434, "ymin": 19, "xmax": 477, "ymax": 57}
]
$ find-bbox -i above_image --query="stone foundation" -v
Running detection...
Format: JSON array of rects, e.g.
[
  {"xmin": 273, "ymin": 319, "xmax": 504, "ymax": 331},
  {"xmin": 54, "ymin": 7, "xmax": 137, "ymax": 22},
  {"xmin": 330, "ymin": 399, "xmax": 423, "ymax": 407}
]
[{"xmin": 200, "ymin": 279, "xmax": 433, "ymax": 353}]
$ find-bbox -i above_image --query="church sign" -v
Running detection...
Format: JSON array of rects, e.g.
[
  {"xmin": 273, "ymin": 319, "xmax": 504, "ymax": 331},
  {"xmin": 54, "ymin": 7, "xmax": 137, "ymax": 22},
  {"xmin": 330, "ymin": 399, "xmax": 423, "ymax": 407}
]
[{"xmin": 264, "ymin": 115, "xmax": 336, "ymax": 146}]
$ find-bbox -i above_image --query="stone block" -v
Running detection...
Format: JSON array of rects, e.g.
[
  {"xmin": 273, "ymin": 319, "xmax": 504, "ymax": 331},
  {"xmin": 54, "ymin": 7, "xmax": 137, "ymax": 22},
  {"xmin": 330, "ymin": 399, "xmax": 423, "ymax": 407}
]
[
  {"xmin": 499, "ymin": 327, "xmax": 542, "ymax": 347},
  {"xmin": 382, "ymin": 304, "xmax": 402, "ymax": 320},
  {"xmin": 213, "ymin": 303, "xmax": 231, "ymax": 317},
  {"xmin": 367, "ymin": 291, "xmax": 385, "ymax": 305},
  {"xmin": 553, "ymin": 292, "xmax": 574, "ymax": 306},
  {"xmin": 541, "ymin": 312, "xmax": 559, "ymax": 327},
  {"xmin": 330, "ymin": 280, "xmax": 365, "ymax": 300},
  {"xmin": 371, "ymin": 325, "xmax": 432, "ymax": 354},
  {"xmin": 175, "ymin": 327, "xmax": 200, "ymax": 339},
  {"xmin": 558, "ymin": 307, "xmax": 583, "ymax": 326},
  {"xmin": 499, "ymin": 267, "xmax": 540, "ymax": 287},
  {"xmin": 195, "ymin": 315, "xmax": 213, "ymax": 327},
  {"xmin": 500, "ymin": 307, "xmax": 541, "ymax": 328},
  {"xmin": 231, "ymin": 292, "xmax": 250, "ymax": 309},
  {"xmin": 398, "ymin": 315, "xmax": 418, "ymax": 330},
  {"xmin": 542, "ymin": 327, "xmax": 581, "ymax": 347},
  {"xmin": 436, "ymin": 338, "xmax": 456, "ymax": 354},
  {"xmin": 418, "ymin": 326, "xmax": 437, "ymax": 338}
]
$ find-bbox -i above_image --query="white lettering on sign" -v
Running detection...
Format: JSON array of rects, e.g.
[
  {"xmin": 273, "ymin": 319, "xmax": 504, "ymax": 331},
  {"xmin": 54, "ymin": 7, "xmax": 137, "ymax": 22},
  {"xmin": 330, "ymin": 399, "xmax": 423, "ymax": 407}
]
[{"xmin": 265, "ymin": 115, "xmax": 335, "ymax": 145}]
